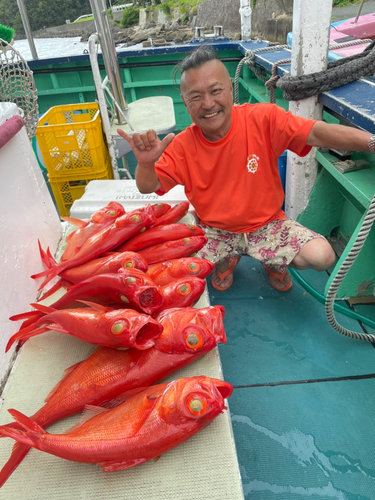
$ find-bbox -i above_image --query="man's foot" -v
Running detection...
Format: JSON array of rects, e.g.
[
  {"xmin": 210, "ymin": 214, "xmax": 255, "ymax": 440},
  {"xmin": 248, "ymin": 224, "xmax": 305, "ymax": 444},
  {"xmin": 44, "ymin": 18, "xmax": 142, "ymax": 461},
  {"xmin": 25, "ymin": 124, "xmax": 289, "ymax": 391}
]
[
  {"xmin": 262, "ymin": 265, "xmax": 293, "ymax": 292},
  {"xmin": 211, "ymin": 256, "xmax": 241, "ymax": 291}
]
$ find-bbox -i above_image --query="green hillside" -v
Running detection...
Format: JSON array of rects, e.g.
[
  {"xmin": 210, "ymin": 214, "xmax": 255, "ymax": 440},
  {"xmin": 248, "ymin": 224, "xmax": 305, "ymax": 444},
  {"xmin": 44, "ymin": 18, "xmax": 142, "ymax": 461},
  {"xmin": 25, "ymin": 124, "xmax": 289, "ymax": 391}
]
[{"xmin": 0, "ymin": 0, "xmax": 93, "ymax": 32}]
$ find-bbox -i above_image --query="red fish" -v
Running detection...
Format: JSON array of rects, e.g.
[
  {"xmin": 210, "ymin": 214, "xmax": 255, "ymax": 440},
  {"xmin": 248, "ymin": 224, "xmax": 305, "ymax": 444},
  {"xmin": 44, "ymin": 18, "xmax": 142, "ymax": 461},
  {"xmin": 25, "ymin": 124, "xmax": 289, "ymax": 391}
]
[
  {"xmin": 32, "ymin": 206, "xmax": 157, "ymax": 290},
  {"xmin": 11, "ymin": 269, "xmax": 165, "ymax": 326},
  {"xmin": 0, "ymin": 376, "xmax": 232, "ymax": 471},
  {"xmin": 149, "ymin": 202, "xmax": 171, "ymax": 218},
  {"xmin": 5, "ymin": 301, "xmax": 163, "ymax": 352},
  {"xmin": 158, "ymin": 277, "xmax": 206, "ymax": 311},
  {"xmin": 138, "ymin": 236, "xmax": 208, "ymax": 265},
  {"xmin": 37, "ymin": 251, "xmax": 149, "ymax": 302},
  {"xmin": 0, "ymin": 305, "xmax": 226, "ymax": 485},
  {"xmin": 152, "ymin": 201, "xmax": 190, "ymax": 226},
  {"xmin": 60, "ymin": 201, "xmax": 126, "ymax": 262},
  {"xmin": 147, "ymin": 257, "xmax": 215, "ymax": 285},
  {"xmin": 116, "ymin": 223, "xmax": 205, "ymax": 253},
  {"xmin": 44, "ymin": 268, "xmax": 165, "ymax": 314}
]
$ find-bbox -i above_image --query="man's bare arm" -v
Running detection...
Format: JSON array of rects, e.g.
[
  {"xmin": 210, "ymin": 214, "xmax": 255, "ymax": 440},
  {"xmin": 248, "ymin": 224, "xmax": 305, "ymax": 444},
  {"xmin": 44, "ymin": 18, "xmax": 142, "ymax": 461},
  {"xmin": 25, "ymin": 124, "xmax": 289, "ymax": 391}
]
[
  {"xmin": 306, "ymin": 121, "xmax": 372, "ymax": 152},
  {"xmin": 116, "ymin": 129, "xmax": 175, "ymax": 193}
]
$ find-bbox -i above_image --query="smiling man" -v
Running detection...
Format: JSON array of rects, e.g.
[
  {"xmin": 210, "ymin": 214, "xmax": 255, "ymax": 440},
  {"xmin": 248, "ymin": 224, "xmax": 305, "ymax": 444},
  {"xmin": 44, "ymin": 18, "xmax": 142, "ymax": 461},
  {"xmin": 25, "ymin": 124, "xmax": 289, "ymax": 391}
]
[{"xmin": 117, "ymin": 45, "xmax": 374, "ymax": 293}]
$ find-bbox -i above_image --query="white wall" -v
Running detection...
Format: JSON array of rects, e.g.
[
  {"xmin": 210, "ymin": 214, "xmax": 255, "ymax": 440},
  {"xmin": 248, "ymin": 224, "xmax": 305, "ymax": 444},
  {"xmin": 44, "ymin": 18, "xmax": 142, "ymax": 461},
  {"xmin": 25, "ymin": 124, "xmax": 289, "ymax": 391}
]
[{"xmin": 0, "ymin": 105, "xmax": 62, "ymax": 387}]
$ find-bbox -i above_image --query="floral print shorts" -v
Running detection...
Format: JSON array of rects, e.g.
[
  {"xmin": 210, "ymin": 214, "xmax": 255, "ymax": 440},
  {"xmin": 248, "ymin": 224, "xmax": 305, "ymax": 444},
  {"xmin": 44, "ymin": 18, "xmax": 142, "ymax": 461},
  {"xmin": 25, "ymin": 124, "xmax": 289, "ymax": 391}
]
[{"xmin": 199, "ymin": 219, "xmax": 324, "ymax": 273}]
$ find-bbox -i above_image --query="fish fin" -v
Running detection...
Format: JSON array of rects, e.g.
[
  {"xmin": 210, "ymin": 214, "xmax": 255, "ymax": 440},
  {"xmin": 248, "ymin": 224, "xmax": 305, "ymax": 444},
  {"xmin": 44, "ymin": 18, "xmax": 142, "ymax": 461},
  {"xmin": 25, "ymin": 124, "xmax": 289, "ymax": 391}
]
[
  {"xmin": 0, "ymin": 441, "xmax": 31, "ymax": 487},
  {"xmin": 104, "ymin": 392, "xmax": 161, "ymax": 438},
  {"xmin": 63, "ymin": 405, "xmax": 110, "ymax": 433},
  {"xmin": 102, "ymin": 387, "xmax": 150, "ymax": 408},
  {"xmin": 126, "ymin": 394, "xmax": 161, "ymax": 437},
  {"xmin": 44, "ymin": 324, "xmax": 71, "ymax": 335},
  {"xmin": 5, "ymin": 325, "xmax": 49, "ymax": 352},
  {"xmin": 99, "ymin": 457, "xmax": 149, "ymax": 472},
  {"xmin": 75, "ymin": 300, "xmax": 111, "ymax": 313},
  {"xmin": 29, "ymin": 303, "xmax": 55, "ymax": 314},
  {"xmin": 60, "ymin": 216, "xmax": 88, "ymax": 228}
]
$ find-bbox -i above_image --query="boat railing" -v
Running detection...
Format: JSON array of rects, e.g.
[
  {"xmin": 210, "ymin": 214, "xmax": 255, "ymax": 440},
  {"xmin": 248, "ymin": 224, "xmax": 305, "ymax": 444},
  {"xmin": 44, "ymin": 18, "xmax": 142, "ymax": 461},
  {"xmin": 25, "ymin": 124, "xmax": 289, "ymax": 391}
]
[{"xmin": 111, "ymin": 3, "xmax": 132, "ymax": 13}]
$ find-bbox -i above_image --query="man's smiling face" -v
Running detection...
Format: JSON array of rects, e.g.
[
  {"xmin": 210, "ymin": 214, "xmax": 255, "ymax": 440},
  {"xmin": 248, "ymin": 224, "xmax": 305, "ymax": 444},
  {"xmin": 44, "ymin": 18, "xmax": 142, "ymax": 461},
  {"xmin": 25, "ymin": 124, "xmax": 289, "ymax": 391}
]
[{"xmin": 180, "ymin": 59, "xmax": 233, "ymax": 142}]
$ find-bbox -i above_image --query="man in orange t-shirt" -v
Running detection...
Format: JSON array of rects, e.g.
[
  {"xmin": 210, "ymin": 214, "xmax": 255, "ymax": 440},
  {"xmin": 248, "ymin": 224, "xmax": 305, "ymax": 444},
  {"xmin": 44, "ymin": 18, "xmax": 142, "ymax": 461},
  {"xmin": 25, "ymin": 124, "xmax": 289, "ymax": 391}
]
[{"xmin": 117, "ymin": 45, "xmax": 373, "ymax": 292}]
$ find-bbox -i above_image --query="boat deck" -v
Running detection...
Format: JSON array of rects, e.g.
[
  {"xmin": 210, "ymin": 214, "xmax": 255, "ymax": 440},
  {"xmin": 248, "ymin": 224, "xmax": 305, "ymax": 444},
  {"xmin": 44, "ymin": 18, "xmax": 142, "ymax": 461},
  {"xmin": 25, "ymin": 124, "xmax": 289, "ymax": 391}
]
[
  {"xmin": 2, "ymin": 36, "xmax": 375, "ymax": 498},
  {"xmin": 208, "ymin": 258, "xmax": 375, "ymax": 499}
]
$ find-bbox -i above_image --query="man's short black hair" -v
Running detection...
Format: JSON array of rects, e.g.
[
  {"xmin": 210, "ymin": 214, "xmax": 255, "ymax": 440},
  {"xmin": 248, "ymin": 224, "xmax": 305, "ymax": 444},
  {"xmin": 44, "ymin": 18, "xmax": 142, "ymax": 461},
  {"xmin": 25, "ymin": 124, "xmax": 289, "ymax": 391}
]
[{"xmin": 175, "ymin": 45, "xmax": 219, "ymax": 80}]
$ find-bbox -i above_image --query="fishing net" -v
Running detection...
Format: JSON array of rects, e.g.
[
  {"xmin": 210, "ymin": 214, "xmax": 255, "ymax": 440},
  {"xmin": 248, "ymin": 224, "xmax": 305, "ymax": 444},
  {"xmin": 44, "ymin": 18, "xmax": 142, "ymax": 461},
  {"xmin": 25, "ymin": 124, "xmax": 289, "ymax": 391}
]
[{"xmin": 0, "ymin": 38, "xmax": 38, "ymax": 139}]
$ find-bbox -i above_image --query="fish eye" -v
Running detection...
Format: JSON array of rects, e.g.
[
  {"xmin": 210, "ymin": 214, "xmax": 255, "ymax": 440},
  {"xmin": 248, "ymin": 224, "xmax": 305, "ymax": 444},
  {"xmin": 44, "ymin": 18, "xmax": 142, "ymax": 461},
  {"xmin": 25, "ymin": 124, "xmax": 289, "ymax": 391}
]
[
  {"xmin": 120, "ymin": 295, "xmax": 129, "ymax": 303},
  {"xmin": 107, "ymin": 210, "xmax": 117, "ymax": 216},
  {"xmin": 125, "ymin": 277, "xmax": 138, "ymax": 284},
  {"xmin": 184, "ymin": 329, "xmax": 203, "ymax": 350},
  {"xmin": 187, "ymin": 395, "xmax": 207, "ymax": 416},
  {"xmin": 187, "ymin": 224, "xmax": 197, "ymax": 230},
  {"xmin": 123, "ymin": 260, "xmax": 134, "ymax": 269},
  {"xmin": 183, "ymin": 238, "xmax": 192, "ymax": 244},
  {"xmin": 178, "ymin": 283, "xmax": 191, "ymax": 296},
  {"xmin": 187, "ymin": 262, "xmax": 200, "ymax": 274},
  {"xmin": 110, "ymin": 320, "xmax": 130, "ymax": 335},
  {"xmin": 131, "ymin": 215, "xmax": 141, "ymax": 222}
]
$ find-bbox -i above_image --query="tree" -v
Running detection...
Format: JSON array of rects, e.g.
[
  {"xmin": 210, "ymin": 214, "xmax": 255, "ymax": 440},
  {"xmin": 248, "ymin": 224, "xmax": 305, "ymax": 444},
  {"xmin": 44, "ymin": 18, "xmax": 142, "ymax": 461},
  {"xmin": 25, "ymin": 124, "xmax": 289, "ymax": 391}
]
[{"xmin": 1, "ymin": 0, "xmax": 93, "ymax": 32}]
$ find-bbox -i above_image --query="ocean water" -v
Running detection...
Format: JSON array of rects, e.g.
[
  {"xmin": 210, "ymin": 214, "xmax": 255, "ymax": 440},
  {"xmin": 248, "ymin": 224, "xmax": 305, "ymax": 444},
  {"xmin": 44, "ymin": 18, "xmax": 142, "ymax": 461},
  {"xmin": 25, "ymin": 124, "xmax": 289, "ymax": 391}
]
[{"xmin": 13, "ymin": 37, "xmax": 90, "ymax": 61}]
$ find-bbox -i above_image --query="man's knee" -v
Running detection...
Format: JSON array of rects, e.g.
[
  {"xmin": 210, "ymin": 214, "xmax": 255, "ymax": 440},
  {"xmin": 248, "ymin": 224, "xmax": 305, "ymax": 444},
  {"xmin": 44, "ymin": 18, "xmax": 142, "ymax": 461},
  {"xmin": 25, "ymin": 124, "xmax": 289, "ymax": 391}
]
[{"xmin": 291, "ymin": 238, "xmax": 336, "ymax": 271}]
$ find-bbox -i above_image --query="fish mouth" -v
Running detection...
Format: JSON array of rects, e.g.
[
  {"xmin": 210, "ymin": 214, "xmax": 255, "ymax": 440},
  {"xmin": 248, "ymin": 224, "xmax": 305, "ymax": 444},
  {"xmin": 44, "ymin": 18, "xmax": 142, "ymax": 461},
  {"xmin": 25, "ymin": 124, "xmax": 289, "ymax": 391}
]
[
  {"xmin": 134, "ymin": 321, "xmax": 163, "ymax": 350},
  {"xmin": 212, "ymin": 379, "xmax": 233, "ymax": 400},
  {"xmin": 138, "ymin": 287, "xmax": 165, "ymax": 315},
  {"xmin": 212, "ymin": 306, "xmax": 227, "ymax": 344}
]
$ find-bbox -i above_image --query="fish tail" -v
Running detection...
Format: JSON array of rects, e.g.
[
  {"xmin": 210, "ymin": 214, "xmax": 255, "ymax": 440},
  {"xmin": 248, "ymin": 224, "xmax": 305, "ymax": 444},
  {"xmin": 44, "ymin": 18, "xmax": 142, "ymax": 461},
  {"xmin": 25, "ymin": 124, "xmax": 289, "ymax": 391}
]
[
  {"xmin": 37, "ymin": 279, "xmax": 69, "ymax": 302},
  {"xmin": 0, "ymin": 410, "xmax": 44, "ymax": 447},
  {"xmin": 37, "ymin": 240, "xmax": 57, "ymax": 269},
  {"xmin": 9, "ymin": 310, "xmax": 42, "ymax": 322},
  {"xmin": 32, "ymin": 266, "xmax": 64, "ymax": 291},
  {"xmin": 5, "ymin": 325, "xmax": 48, "ymax": 353},
  {"xmin": 0, "ymin": 441, "xmax": 30, "ymax": 487},
  {"xmin": 30, "ymin": 266, "xmax": 54, "ymax": 280}
]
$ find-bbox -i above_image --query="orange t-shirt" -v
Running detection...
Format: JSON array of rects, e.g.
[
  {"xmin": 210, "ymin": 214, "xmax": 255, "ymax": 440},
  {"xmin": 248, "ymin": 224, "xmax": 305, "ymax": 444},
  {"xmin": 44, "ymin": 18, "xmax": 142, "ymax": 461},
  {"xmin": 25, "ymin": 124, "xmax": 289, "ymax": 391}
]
[{"xmin": 155, "ymin": 103, "xmax": 316, "ymax": 233}]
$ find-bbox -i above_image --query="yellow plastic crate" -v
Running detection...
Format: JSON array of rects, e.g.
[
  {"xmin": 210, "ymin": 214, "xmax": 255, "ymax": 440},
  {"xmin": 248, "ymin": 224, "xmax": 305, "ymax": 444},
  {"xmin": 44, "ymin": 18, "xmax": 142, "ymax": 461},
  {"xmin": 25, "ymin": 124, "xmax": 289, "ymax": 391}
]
[
  {"xmin": 48, "ymin": 150, "xmax": 114, "ymax": 217},
  {"xmin": 36, "ymin": 103, "xmax": 111, "ymax": 178}
]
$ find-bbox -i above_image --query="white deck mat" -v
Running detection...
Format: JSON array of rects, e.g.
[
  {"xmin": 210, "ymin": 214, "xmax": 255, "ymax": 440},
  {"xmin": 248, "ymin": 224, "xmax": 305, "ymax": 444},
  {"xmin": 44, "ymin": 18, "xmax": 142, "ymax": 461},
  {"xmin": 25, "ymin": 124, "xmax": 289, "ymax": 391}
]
[{"xmin": 0, "ymin": 215, "xmax": 244, "ymax": 499}]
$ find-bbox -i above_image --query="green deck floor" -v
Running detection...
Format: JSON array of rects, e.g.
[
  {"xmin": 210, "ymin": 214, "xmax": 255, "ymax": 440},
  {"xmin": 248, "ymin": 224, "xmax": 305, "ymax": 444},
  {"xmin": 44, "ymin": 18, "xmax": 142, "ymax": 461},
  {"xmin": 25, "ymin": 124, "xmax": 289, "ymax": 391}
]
[{"xmin": 208, "ymin": 259, "xmax": 375, "ymax": 499}]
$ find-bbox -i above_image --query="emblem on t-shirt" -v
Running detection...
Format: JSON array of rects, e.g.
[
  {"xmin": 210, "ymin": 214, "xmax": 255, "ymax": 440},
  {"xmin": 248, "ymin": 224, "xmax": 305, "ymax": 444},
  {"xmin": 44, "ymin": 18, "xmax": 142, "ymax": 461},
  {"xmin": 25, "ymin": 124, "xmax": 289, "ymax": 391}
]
[{"xmin": 246, "ymin": 154, "xmax": 259, "ymax": 173}]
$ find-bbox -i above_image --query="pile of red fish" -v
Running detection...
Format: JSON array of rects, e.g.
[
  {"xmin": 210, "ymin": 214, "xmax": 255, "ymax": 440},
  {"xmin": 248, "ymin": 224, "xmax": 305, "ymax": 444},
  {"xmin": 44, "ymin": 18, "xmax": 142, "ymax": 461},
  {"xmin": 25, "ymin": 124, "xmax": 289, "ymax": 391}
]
[{"xmin": 0, "ymin": 200, "xmax": 233, "ymax": 487}]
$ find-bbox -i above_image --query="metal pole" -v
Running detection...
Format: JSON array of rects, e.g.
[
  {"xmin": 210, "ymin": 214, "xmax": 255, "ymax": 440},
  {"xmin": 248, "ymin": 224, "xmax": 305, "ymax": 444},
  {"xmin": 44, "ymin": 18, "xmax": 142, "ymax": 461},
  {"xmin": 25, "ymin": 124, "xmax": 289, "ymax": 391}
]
[
  {"xmin": 16, "ymin": 0, "xmax": 38, "ymax": 60},
  {"xmin": 89, "ymin": 0, "xmax": 127, "ymax": 124},
  {"xmin": 354, "ymin": 0, "xmax": 365, "ymax": 23},
  {"xmin": 239, "ymin": 0, "xmax": 252, "ymax": 41}
]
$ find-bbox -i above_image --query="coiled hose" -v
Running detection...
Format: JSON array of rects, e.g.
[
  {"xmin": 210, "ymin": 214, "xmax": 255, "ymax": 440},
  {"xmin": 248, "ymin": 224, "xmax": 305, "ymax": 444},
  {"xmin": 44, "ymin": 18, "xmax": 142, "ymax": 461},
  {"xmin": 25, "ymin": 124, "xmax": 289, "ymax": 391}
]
[
  {"xmin": 290, "ymin": 193, "xmax": 375, "ymax": 342},
  {"xmin": 324, "ymin": 193, "xmax": 375, "ymax": 342}
]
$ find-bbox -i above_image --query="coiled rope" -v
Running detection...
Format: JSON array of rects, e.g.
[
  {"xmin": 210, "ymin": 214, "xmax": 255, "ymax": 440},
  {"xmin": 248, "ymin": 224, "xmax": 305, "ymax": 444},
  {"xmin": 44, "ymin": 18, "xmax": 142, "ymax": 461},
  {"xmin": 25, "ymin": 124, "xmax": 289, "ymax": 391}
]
[
  {"xmin": 276, "ymin": 38, "xmax": 375, "ymax": 101},
  {"xmin": 325, "ymin": 193, "xmax": 375, "ymax": 342},
  {"xmin": 234, "ymin": 39, "xmax": 375, "ymax": 105},
  {"xmin": 234, "ymin": 44, "xmax": 290, "ymax": 104}
]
